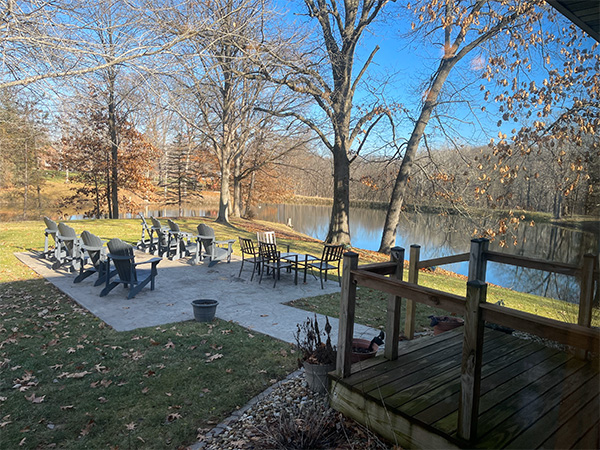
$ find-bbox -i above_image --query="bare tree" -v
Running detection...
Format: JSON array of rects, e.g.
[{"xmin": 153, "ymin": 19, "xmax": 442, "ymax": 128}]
[
  {"xmin": 250, "ymin": 0, "xmax": 395, "ymax": 244},
  {"xmin": 378, "ymin": 0, "xmax": 550, "ymax": 253},
  {"xmin": 0, "ymin": 0, "xmax": 209, "ymax": 89}
]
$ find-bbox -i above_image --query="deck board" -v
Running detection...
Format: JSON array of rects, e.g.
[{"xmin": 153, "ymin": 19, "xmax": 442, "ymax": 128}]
[{"xmin": 329, "ymin": 328, "xmax": 599, "ymax": 449}]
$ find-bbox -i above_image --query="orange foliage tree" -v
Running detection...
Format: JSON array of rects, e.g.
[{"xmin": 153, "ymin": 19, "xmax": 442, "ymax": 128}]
[{"xmin": 61, "ymin": 108, "xmax": 158, "ymax": 218}]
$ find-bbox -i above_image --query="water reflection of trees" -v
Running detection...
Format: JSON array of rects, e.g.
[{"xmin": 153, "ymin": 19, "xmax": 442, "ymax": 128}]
[{"xmin": 259, "ymin": 204, "xmax": 597, "ymax": 303}]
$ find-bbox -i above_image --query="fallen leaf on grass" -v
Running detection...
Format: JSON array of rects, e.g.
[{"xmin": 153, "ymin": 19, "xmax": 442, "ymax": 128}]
[
  {"xmin": 19, "ymin": 437, "xmax": 26, "ymax": 446},
  {"xmin": 166, "ymin": 413, "xmax": 182, "ymax": 422},
  {"xmin": 225, "ymin": 368, "xmax": 233, "ymax": 373},
  {"xmin": 67, "ymin": 348, "xmax": 76, "ymax": 354},
  {"xmin": 125, "ymin": 422, "xmax": 136, "ymax": 431},
  {"xmin": 24, "ymin": 393, "xmax": 45, "ymax": 403},
  {"xmin": 100, "ymin": 379, "xmax": 112, "ymax": 388},
  {"xmin": 221, "ymin": 329, "xmax": 232, "ymax": 335},
  {"xmin": 165, "ymin": 392, "xmax": 172, "ymax": 397},
  {"xmin": 248, "ymin": 334, "xmax": 254, "ymax": 338},
  {"xmin": 205, "ymin": 353, "xmax": 223, "ymax": 363},
  {"xmin": 0, "ymin": 396, "xmax": 6, "ymax": 401},
  {"xmin": 141, "ymin": 387, "xmax": 149, "ymax": 394},
  {"xmin": 164, "ymin": 340, "xmax": 175, "ymax": 349},
  {"xmin": 80, "ymin": 419, "xmax": 95, "ymax": 436},
  {"xmin": 60, "ymin": 405, "xmax": 74, "ymax": 410},
  {"xmin": 98, "ymin": 397, "xmax": 107, "ymax": 403}
]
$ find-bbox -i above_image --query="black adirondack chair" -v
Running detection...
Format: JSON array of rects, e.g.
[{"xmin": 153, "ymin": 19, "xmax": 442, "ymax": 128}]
[
  {"xmin": 43, "ymin": 217, "xmax": 58, "ymax": 260},
  {"xmin": 238, "ymin": 237, "xmax": 262, "ymax": 280},
  {"xmin": 258, "ymin": 242, "xmax": 297, "ymax": 287},
  {"xmin": 196, "ymin": 224, "xmax": 235, "ymax": 267},
  {"xmin": 305, "ymin": 244, "xmax": 344, "ymax": 289},
  {"xmin": 52, "ymin": 223, "xmax": 81, "ymax": 271},
  {"xmin": 100, "ymin": 238, "xmax": 161, "ymax": 299},
  {"xmin": 167, "ymin": 219, "xmax": 200, "ymax": 263},
  {"xmin": 150, "ymin": 216, "xmax": 170, "ymax": 256},
  {"xmin": 74, "ymin": 230, "xmax": 114, "ymax": 286}
]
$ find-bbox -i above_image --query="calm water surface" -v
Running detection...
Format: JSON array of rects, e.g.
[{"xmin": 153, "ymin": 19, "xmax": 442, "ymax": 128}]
[{"xmin": 253, "ymin": 204, "xmax": 597, "ymax": 303}]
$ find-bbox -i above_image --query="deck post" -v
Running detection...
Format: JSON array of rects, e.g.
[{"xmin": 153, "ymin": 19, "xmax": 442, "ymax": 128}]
[
  {"xmin": 458, "ymin": 279, "xmax": 487, "ymax": 442},
  {"xmin": 576, "ymin": 253, "xmax": 596, "ymax": 359},
  {"xmin": 337, "ymin": 251, "xmax": 359, "ymax": 379},
  {"xmin": 385, "ymin": 246, "xmax": 405, "ymax": 361},
  {"xmin": 404, "ymin": 245, "xmax": 420, "ymax": 340},
  {"xmin": 468, "ymin": 238, "xmax": 489, "ymax": 282}
]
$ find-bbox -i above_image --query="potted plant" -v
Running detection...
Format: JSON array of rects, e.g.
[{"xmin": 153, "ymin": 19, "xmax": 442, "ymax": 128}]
[{"xmin": 295, "ymin": 315, "xmax": 336, "ymax": 394}]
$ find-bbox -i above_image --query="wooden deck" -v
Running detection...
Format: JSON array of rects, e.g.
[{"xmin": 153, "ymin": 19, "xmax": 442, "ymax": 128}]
[{"xmin": 329, "ymin": 328, "xmax": 600, "ymax": 449}]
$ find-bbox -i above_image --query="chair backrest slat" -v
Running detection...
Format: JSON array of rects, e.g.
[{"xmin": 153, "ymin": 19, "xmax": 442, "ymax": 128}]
[
  {"xmin": 258, "ymin": 242, "xmax": 278, "ymax": 262},
  {"xmin": 239, "ymin": 237, "xmax": 256, "ymax": 255},
  {"xmin": 323, "ymin": 244, "xmax": 344, "ymax": 263},
  {"xmin": 81, "ymin": 231, "xmax": 104, "ymax": 267},
  {"xmin": 167, "ymin": 219, "xmax": 180, "ymax": 232},
  {"xmin": 197, "ymin": 224, "xmax": 215, "ymax": 253},
  {"xmin": 257, "ymin": 231, "xmax": 276, "ymax": 245},
  {"xmin": 107, "ymin": 238, "xmax": 136, "ymax": 283},
  {"xmin": 44, "ymin": 217, "xmax": 58, "ymax": 233}
]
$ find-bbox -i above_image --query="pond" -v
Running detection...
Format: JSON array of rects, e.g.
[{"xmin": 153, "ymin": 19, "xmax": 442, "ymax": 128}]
[{"xmin": 252, "ymin": 203, "xmax": 597, "ymax": 304}]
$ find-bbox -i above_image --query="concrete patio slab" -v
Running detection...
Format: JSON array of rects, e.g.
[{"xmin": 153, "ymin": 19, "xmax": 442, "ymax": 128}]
[{"xmin": 15, "ymin": 252, "xmax": 380, "ymax": 345}]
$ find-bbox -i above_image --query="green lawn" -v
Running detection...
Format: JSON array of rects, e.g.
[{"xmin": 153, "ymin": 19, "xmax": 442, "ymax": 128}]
[{"xmin": 0, "ymin": 218, "xmax": 303, "ymax": 449}]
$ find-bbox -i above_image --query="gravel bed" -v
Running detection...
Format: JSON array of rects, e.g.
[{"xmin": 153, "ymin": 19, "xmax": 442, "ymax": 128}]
[{"xmin": 194, "ymin": 370, "xmax": 393, "ymax": 450}]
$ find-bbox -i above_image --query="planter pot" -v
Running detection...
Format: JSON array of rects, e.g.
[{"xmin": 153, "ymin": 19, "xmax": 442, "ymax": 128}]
[
  {"xmin": 303, "ymin": 361, "xmax": 335, "ymax": 394},
  {"xmin": 191, "ymin": 299, "xmax": 218, "ymax": 322},
  {"xmin": 351, "ymin": 338, "xmax": 379, "ymax": 363},
  {"xmin": 431, "ymin": 316, "xmax": 464, "ymax": 335}
]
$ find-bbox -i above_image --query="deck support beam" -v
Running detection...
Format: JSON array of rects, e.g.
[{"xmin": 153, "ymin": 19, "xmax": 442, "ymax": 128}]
[
  {"xmin": 337, "ymin": 251, "xmax": 359, "ymax": 378},
  {"xmin": 458, "ymin": 279, "xmax": 487, "ymax": 442},
  {"xmin": 385, "ymin": 246, "xmax": 405, "ymax": 361},
  {"xmin": 404, "ymin": 245, "xmax": 420, "ymax": 339}
]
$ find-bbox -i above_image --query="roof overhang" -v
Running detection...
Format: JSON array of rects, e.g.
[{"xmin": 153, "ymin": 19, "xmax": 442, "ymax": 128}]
[{"xmin": 546, "ymin": 0, "xmax": 599, "ymax": 42}]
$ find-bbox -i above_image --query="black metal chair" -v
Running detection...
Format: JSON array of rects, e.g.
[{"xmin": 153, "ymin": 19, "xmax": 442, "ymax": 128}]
[
  {"xmin": 196, "ymin": 224, "xmax": 235, "ymax": 267},
  {"xmin": 100, "ymin": 238, "xmax": 161, "ymax": 299},
  {"xmin": 258, "ymin": 242, "xmax": 297, "ymax": 288},
  {"xmin": 238, "ymin": 237, "xmax": 262, "ymax": 281},
  {"xmin": 305, "ymin": 244, "xmax": 344, "ymax": 289},
  {"xmin": 74, "ymin": 230, "xmax": 114, "ymax": 286}
]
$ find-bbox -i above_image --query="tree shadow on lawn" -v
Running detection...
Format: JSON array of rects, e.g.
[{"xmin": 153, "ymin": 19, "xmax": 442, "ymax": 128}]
[{"xmin": 0, "ymin": 278, "xmax": 297, "ymax": 449}]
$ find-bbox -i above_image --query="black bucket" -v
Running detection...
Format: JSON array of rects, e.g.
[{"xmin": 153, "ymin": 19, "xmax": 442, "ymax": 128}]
[{"xmin": 191, "ymin": 299, "xmax": 218, "ymax": 322}]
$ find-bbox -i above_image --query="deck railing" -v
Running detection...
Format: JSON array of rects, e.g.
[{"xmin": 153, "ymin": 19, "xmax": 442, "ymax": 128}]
[{"xmin": 336, "ymin": 238, "xmax": 599, "ymax": 442}]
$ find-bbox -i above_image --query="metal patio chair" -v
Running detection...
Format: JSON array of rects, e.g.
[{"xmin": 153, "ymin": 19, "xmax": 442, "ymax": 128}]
[
  {"xmin": 238, "ymin": 237, "xmax": 262, "ymax": 280},
  {"xmin": 304, "ymin": 244, "xmax": 344, "ymax": 289},
  {"xmin": 258, "ymin": 242, "xmax": 297, "ymax": 288}
]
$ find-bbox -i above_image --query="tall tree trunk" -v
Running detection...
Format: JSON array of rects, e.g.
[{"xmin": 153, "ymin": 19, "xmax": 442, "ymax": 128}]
[
  {"xmin": 244, "ymin": 170, "xmax": 256, "ymax": 217},
  {"xmin": 379, "ymin": 59, "xmax": 455, "ymax": 254},
  {"xmin": 326, "ymin": 148, "xmax": 351, "ymax": 244},
  {"xmin": 108, "ymin": 69, "xmax": 119, "ymax": 219},
  {"xmin": 216, "ymin": 163, "xmax": 231, "ymax": 224},
  {"xmin": 232, "ymin": 154, "xmax": 242, "ymax": 218},
  {"xmin": 23, "ymin": 142, "xmax": 28, "ymax": 218}
]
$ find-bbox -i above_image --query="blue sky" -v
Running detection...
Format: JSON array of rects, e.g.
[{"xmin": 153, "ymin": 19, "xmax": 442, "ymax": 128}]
[{"xmin": 274, "ymin": 0, "xmax": 598, "ymax": 154}]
